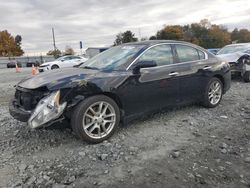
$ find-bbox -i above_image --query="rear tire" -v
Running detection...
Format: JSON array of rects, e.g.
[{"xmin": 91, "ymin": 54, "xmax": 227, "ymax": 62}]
[
  {"xmin": 243, "ymin": 71, "xmax": 250, "ymax": 82},
  {"xmin": 202, "ymin": 77, "xmax": 223, "ymax": 108},
  {"xmin": 71, "ymin": 95, "xmax": 120, "ymax": 143},
  {"xmin": 51, "ymin": 64, "xmax": 59, "ymax": 69}
]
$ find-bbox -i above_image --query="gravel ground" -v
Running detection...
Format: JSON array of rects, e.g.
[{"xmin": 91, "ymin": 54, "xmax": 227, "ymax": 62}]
[{"xmin": 0, "ymin": 68, "xmax": 249, "ymax": 188}]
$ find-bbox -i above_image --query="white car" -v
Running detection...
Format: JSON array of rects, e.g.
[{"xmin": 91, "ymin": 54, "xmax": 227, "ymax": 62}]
[{"xmin": 38, "ymin": 55, "xmax": 88, "ymax": 72}]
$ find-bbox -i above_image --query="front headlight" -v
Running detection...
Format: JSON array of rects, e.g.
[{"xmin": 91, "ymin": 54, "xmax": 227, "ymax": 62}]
[{"xmin": 28, "ymin": 90, "xmax": 67, "ymax": 129}]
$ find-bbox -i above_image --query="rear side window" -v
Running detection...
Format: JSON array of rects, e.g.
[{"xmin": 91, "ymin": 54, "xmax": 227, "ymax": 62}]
[
  {"xmin": 175, "ymin": 45, "xmax": 200, "ymax": 62},
  {"xmin": 138, "ymin": 44, "xmax": 174, "ymax": 66},
  {"xmin": 198, "ymin": 50, "xmax": 205, "ymax": 59}
]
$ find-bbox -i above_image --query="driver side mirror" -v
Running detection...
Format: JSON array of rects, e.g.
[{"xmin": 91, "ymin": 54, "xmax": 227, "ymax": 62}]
[
  {"xmin": 61, "ymin": 59, "xmax": 64, "ymax": 62},
  {"xmin": 132, "ymin": 60, "xmax": 157, "ymax": 74}
]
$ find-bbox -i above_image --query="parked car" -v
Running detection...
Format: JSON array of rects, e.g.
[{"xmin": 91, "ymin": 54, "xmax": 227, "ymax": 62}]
[
  {"xmin": 7, "ymin": 61, "xmax": 22, "ymax": 68},
  {"xmin": 217, "ymin": 43, "xmax": 250, "ymax": 82},
  {"xmin": 9, "ymin": 40, "xmax": 231, "ymax": 143},
  {"xmin": 26, "ymin": 61, "xmax": 40, "ymax": 67},
  {"xmin": 207, "ymin": 48, "xmax": 220, "ymax": 55},
  {"xmin": 38, "ymin": 55, "xmax": 88, "ymax": 72}
]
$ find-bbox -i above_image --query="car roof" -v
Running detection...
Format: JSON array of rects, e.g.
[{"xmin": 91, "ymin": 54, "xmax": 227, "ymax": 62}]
[
  {"xmin": 123, "ymin": 40, "xmax": 206, "ymax": 51},
  {"xmin": 124, "ymin": 40, "xmax": 191, "ymax": 46}
]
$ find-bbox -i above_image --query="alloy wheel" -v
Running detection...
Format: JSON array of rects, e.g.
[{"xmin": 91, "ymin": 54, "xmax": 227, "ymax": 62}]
[
  {"xmin": 82, "ymin": 101, "xmax": 116, "ymax": 139},
  {"xmin": 208, "ymin": 80, "xmax": 222, "ymax": 105}
]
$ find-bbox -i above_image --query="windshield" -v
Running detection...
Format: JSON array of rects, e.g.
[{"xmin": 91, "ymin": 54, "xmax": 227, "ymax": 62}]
[
  {"xmin": 217, "ymin": 44, "xmax": 250, "ymax": 55},
  {"xmin": 81, "ymin": 45, "xmax": 145, "ymax": 71}
]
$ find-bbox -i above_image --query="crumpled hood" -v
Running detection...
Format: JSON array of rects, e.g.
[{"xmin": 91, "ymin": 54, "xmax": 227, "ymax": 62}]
[
  {"xmin": 217, "ymin": 52, "xmax": 248, "ymax": 63},
  {"xmin": 17, "ymin": 68, "xmax": 111, "ymax": 90}
]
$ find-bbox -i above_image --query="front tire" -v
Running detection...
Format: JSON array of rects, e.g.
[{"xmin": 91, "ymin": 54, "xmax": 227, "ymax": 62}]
[
  {"xmin": 202, "ymin": 77, "xmax": 223, "ymax": 108},
  {"xmin": 71, "ymin": 95, "xmax": 120, "ymax": 143},
  {"xmin": 243, "ymin": 71, "xmax": 250, "ymax": 82},
  {"xmin": 51, "ymin": 64, "xmax": 59, "ymax": 69}
]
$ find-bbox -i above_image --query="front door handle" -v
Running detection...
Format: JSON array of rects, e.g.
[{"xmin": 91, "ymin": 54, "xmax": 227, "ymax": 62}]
[
  {"xmin": 203, "ymin": 66, "xmax": 212, "ymax": 70},
  {"xmin": 168, "ymin": 72, "xmax": 179, "ymax": 76}
]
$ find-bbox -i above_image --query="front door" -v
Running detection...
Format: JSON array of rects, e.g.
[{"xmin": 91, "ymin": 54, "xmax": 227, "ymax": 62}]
[{"xmin": 120, "ymin": 44, "xmax": 181, "ymax": 117}]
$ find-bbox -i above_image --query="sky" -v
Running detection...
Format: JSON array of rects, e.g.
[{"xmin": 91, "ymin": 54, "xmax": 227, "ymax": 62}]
[{"xmin": 1, "ymin": 0, "xmax": 250, "ymax": 55}]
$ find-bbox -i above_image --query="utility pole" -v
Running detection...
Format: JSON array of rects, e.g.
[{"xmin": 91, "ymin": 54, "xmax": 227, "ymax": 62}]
[
  {"xmin": 138, "ymin": 28, "xmax": 141, "ymax": 41},
  {"xmin": 80, "ymin": 41, "xmax": 83, "ymax": 55},
  {"xmin": 52, "ymin": 28, "xmax": 56, "ymax": 51}
]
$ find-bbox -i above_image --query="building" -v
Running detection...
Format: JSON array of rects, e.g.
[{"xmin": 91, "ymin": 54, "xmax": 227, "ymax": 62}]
[{"xmin": 86, "ymin": 47, "xmax": 109, "ymax": 58}]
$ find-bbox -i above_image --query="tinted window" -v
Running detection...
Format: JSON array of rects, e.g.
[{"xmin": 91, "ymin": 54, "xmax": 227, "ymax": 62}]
[
  {"xmin": 63, "ymin": 56, "xmax": 72, "ymax": 60},
  {"xmin": 71, "ymin": 56, "xmax": 81, "ymax": 59},
  {"xmin": 175, "ymin": 45, "xmax": 199, "ymax": 62},
  {"xmin": 138, "ymin": 44, "xmax": 174, "ymax": 66}
]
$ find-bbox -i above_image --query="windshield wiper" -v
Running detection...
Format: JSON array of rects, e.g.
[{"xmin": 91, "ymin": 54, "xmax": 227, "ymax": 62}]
[{"xmin": 82, "ymin": 66, "xmax": 99, "ymax": 70}]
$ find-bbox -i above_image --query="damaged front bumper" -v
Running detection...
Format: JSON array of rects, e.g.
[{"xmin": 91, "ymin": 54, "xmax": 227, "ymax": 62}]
[
  {"xmin": 9, "ymin": 99, "xmax": 31, "ymax": 122},
  {"xmin": 9, "ymin": 90, "xmax": 67, "ymax": 129}
]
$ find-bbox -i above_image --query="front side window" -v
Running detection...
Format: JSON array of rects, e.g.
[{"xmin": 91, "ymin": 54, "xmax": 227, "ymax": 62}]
[
  {"xmin": 71, "ymin": 56, "xmax": 81, "ymax": 59},
  {"xmin": 63, "ymin": 56, "xmax": 72, "ymax": 60},
  {"xmin": 138, "ymin": 44, "xmax": 174, "ymax": 66},
  {"xmin": 175, "ymin": 45, "xmax": 200, "ymax": 62}
]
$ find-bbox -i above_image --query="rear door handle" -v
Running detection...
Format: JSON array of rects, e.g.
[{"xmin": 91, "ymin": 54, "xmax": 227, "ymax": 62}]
[
  {"xmin": 203, "ymin": 66, "xmax": 212, "ymax": 70},
  {"xmin": 168, "ymin": 72, "xmax": 179, "ymax": 76}
]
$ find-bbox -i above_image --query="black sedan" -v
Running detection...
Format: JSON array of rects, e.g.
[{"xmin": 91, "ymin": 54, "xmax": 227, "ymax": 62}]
[
  {"xmin": 7, "ymin": 61, "xmax": 22, "ymax": 68},
  {"xmin": 9, "ymin": 40, "xmax": 231, "ymax": 143}
]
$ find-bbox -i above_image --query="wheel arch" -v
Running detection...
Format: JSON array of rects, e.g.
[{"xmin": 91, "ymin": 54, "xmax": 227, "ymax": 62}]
[
  {"xmin": 101, "ymin": 92, "xmax": 123, "ymax": 109},
  {"xmin": 213, "ymin": 74, "xmax": 225, "ymax": 93},
  {"xmin": 100, "ymin": 92, "xmax": 125, "ymax": 123},
  {"xmin": 51, "ymin": 64, "xmax": 60, "ymax": 68}
]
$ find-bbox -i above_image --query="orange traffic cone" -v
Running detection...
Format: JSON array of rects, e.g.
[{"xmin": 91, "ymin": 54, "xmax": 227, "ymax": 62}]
[
  {"xmin": 35, "ymin": 66, "xmax": 39, "ymax": 74},
  {"xmin": 15, "ymin": 63, "xmax": 20, "ymax": 73},
  {"xmin": 32, "ymin": 64, "xmax": 37, "ymax": 75}
]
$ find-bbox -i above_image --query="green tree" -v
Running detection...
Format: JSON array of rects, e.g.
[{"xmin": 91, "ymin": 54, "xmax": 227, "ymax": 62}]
[
  {"xmin": 149, "ymin": 36, "xmax": 157, "ymax": 40},
  {"xmin": 0, "ymin": 30, "xmax": 24, "ymax": 57},
  {"xmin": 231, "ymin": 28, "xmax": 239, "ymax": 43},
  {"xmin": 207, "ymin": 25, "xmax": 231, "ymax": 48},
  {"xmin": 47, "ymin": 49, "xmax": 62, "ymax": 58},
  {"xmin": 156, "ymin": 25, "xmax": 184, "ymax": 40},
  {"xmin": 151, "ymin": 19, "xmax": 235, "ymax": 48},
  {"xmin": 64, "ymin": 45, "xmax": 75, "ymax": 55},
  {"xmin": 231, "ymin": 28, "xmax": 250, "ymax": 43},
  {"xmin": 114, "ymin": 30, "xmax": 138, "ymax": 45},
  {"xmin": 189, "ymin": 23, "xmax": 209, "ymax": 47},
  {"xmin": 140, "ymin": 37, "xmax": 148, "ymax": 41}
]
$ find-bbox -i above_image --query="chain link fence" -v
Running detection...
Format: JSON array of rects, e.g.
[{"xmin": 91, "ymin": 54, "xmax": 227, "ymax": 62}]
[{"xmin": 0, "ymin": 55, "xmax": 55, "ymax": 69}]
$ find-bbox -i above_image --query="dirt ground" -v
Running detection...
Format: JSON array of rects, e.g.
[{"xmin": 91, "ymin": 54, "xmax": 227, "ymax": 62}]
[{"xmin": 0, "ymin": 68, "xmax": 249, "ymax": 188}]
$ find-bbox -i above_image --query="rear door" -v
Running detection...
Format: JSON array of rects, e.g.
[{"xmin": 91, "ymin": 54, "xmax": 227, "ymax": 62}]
[{"xmin": 173, "ymin": 44, "xmax": 212, "ymax": 103}]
